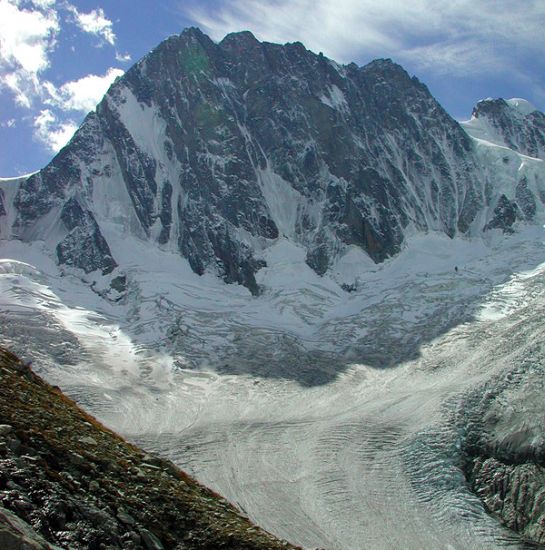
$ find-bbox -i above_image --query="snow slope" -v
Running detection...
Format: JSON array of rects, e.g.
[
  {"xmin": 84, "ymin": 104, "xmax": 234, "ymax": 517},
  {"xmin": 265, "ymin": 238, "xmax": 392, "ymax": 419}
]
[{"xmin": 2, "ymin": 221, "xmax": 545, "ymax": 548}]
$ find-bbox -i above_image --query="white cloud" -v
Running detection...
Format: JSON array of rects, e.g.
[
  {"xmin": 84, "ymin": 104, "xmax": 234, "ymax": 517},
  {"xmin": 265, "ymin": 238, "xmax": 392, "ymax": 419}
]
[
  {"xmin": 47, "ymin": 67, "xmax": 124, "ymax": 113},
  {"xmin": 188, "ymin": 0, "xmax": 545, "ymax": 77},
  {"xmin": 115, "ymin": 51, "xmax": 132, "ymax": 63},
  {"xmin": 70, "ymin": 6, "xmax": 116, "ymax": 46},
  {"xmin": 0, "ymin": 1, "xmax": 124, "ymax": 163},
  {"xmin": 34, "ymin": 65, "xmax": 124, "ymax": 154},
  {"xmin": 31, "ymin": 0, "xmax": 56, "ymax": 7},
  {"xmin": 33, "ymin": 108, "xmax": 77, "ymax": 152},
  {"xmin": 0, "ymin": 0, "xmax": 59, "ymax": 106}
]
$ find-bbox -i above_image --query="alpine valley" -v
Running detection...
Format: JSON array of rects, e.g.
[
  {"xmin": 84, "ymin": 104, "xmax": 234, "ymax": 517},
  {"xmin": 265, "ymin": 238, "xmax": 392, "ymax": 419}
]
[{"xmin": 2, "ymin": 27, "xmax": 545, "ymax": 549}]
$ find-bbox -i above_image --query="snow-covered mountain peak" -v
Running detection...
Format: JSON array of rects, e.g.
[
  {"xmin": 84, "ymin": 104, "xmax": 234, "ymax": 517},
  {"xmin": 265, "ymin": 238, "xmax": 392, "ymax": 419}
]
[
  {"xmin": 472, "ymin": 97, "xmax": 539, "ymax": 118},
  {"xmin": 462, "ymin": 97, "xmax": 545, "ymax": 160},
  {"xmin": 1, "ymin": 29, "xmax": 545, "ymax": 297},
  {"xmin": 505, "ymin": 97, "xmax": 539, "ymax": 115}
]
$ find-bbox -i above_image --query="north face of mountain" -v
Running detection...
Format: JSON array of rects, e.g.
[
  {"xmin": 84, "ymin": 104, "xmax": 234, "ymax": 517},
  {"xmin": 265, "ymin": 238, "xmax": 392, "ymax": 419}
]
[{"xmin": 1, "ymin": 28, "xmax": 545, "ymax": 293}]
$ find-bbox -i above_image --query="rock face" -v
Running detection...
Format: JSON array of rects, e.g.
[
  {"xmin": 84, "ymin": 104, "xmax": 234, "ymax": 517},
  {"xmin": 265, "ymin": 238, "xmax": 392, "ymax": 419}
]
[
  {"xmin": 0, "ymin": 347, "xmax": 297, "ymax": 550},
  {"xmin": 470, "ymin": 98, "xmax": 545, "ymax": 160},
  {"xmin": 0, "ymin": 504, "xmax": 63, "ymax": 550},
  {"xmin": 461, "ymin": 364, "xmax": 545, "ymax": 547},
  {"xmin": 467, "ymin": 457, "xmax": 545, "ymax": 545},
  {"xmin": 55, "ymin": 198, "xmax": 117, "ymax": 275},
  {"xmin": 2, "ymin": 28, "xmax": 544, "ymax": 293}
]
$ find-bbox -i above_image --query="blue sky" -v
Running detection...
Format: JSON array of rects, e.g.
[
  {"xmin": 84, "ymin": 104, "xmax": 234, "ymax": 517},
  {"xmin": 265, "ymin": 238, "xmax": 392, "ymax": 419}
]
[{"xmin": 1, "ymin": 0, "xmax": 544, "ymax": 177}]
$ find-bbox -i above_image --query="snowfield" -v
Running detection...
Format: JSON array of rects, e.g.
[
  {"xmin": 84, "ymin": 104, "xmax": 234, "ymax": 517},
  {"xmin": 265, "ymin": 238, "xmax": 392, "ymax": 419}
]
[{"xmin": 2, "ymin": 221, "xmax": 545, "ymax": 549}]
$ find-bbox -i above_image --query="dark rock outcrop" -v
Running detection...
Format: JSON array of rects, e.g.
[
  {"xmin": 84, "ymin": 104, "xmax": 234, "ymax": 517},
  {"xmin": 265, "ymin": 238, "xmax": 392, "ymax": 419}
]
[
  {"xmin": 467, "ymin": 456, "xmax": 545, "ymax": 545},
  {"xmin": 56, "ymin": 198, "xmax": 117, "ymax": 275},
  {"xmin": 472, "ymin": 98, "xmax": 545, "ymax": 160},
  {"xmin": 483, "ymin": 194, "xmax": 520, "ymax": 233}
]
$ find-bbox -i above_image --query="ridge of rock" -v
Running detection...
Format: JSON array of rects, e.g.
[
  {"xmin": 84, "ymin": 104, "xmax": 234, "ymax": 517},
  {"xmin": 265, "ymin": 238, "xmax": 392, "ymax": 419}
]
[{"xmin": 4, "ymin": 29, "xmax": 544, "ymax": 293}]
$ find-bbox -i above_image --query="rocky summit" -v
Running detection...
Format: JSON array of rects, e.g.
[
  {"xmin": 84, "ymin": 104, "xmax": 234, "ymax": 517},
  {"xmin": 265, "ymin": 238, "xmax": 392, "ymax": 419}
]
[
  {"xmin": 0, "ymin": 347, "xmax": 299, "ymax": 550},
  {"xmin": 2, "ymin": 28, "xmax": 545, "ymax": 295}
]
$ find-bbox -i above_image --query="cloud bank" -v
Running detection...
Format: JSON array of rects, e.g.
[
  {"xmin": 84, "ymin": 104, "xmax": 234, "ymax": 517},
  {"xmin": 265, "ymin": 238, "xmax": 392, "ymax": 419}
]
[
  {"xmin": 47, "ymin": 68, "xmax": 124, "ymax": 113},
  {"xmin": 0, "ymin": 0, "xmax": 59, "ymax": 107}
]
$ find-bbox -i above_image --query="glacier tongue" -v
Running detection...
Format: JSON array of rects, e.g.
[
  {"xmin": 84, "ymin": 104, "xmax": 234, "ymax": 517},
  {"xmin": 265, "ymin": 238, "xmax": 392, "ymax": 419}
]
[{"xmin": 2, "ymin": 225, "xmax": 545, "ymax": 549}]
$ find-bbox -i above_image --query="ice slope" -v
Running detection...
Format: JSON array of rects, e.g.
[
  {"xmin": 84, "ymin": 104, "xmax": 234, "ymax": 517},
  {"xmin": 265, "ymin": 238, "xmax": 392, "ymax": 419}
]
[{"xmin": 2, "ymin": 222, "xmax": 545, "ymax": 549}]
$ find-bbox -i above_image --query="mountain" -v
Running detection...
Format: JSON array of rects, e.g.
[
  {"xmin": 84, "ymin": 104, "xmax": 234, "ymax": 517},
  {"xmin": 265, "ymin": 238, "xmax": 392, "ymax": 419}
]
[
  {"xmin": 462, "ymin": 97, "xmax": 545, "ymax": 159},
  {"xmin": 2, "ymin": 27, "xmax": 544, "ymax": 296},
  {"xmin": 1, "ymin": 27, "xmax": 545, "ymax": 550}
]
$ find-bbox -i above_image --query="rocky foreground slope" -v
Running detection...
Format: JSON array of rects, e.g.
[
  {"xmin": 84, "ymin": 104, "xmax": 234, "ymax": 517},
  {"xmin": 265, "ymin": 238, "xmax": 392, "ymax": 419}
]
[{"xmin": 0, "ymin": 347, "xmax": 298, "ymax": 550}]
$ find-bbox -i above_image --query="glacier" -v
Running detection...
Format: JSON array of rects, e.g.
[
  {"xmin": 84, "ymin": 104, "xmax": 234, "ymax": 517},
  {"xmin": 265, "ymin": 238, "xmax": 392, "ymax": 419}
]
[{"xmin": 1, "ymin": 221, "xmax": 545, "ymax": 548}]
